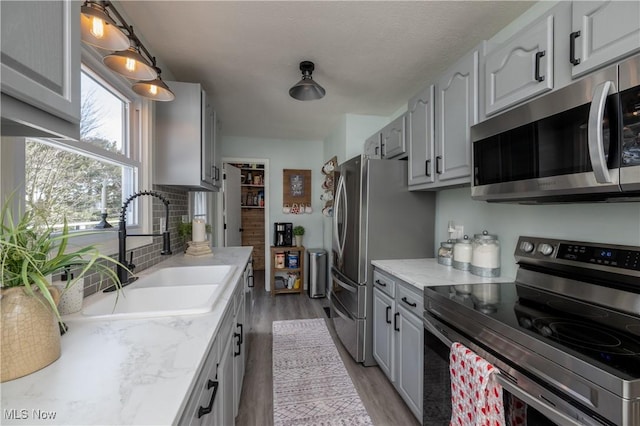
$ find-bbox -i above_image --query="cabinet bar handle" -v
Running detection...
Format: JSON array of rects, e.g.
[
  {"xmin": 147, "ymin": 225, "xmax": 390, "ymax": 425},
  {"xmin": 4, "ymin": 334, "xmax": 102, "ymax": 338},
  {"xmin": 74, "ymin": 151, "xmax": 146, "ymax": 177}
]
[
  {"xmin": 234, "ymin": 332, "xmax": 241, "ymax": 356},
  {"xmin": 375, "ymin": 279, "xmax": 386, "ymax": 287},
  {"xmin": 401, "ymin": 296, "xmax": 417, "ymax": 308},
  {"xmin": 535, "ymin": 51, "xmax": 546, "ymax": 82},
  {"xmin": 425, "ymin": 159, "xmax": 431, "ymax": 177},
  {"xmin": 237, "ymin": 323, "xmax": 244, "ymax": 345},
  {"xmin": 197, "ymin": 379, "xmax": 219, "ymax": 418},
  {"xmin": 570, "ymin": 31, "xmax": 581, "ymax": 65},
  {"xmin": 386, "ymin": 306, "xmax": 391, "ymax": 324},
  {"xmin": 394, "ymin": 312, "xmax": 400, "ymax": 331},
  {"xmin": 435, "ymin": 156, "xmax": 442, "ymax": 174}
]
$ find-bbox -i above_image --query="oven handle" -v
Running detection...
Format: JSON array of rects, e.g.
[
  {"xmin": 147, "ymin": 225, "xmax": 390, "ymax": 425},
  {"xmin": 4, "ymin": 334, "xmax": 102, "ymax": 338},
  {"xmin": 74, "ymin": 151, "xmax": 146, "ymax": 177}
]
[{"xmin": 588, "ymin": 80, "xmax": 615, "ymax": 184}]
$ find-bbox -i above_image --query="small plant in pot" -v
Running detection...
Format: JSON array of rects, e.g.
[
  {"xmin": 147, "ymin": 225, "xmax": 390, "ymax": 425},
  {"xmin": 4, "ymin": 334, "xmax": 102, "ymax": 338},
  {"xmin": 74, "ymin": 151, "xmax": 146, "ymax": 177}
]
[
  {"xmin": 0, "ymin": 198, "xmax": 124, "ymax": 382},
  {"xmin": 293, "ymin": 225, "xmax": 305, "ymax": 247}
]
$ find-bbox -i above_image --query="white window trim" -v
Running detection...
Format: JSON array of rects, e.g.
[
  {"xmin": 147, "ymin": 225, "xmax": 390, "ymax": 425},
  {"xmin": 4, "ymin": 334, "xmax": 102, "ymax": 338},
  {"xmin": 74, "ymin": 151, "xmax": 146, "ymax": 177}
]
[{"xmin": 0, "ymin": 46, "xmax": 155, "ymax": 257}]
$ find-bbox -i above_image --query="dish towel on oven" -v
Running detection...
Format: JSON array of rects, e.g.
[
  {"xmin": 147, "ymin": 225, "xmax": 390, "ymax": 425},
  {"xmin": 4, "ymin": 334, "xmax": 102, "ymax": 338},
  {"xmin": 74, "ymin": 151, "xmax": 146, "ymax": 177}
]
[{"xmin": 449, "ymin": 342, "xmax": 505, "ymax": 426}]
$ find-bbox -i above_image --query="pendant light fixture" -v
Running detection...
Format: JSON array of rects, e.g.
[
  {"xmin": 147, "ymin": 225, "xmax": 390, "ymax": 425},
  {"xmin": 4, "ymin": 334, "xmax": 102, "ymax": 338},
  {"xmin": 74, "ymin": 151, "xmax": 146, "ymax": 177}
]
[
  {"xmin": 289, "ymin": 61, "xmax": 326, "ymax": 101},
  {"xmin": 103, "ymin": 42, "xmax": 157, "ymax": 80},
  {"xmin": 132, "ymin": 69, "xmax": 175, "ymax": 102},
  {"xmin": 80, "ymin": 1, "xmax": 174, "ymax": 102},
  {"xmin": 80, "ymin": 1, "xmax": 129, "ymax": 51}
]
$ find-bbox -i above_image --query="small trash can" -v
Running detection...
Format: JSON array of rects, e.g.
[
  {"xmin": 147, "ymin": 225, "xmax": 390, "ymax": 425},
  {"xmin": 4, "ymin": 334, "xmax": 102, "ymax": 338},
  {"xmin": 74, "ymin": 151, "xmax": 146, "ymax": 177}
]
[{"xmin": 307, "ymin": 248, "xmax": 327, "ymax": 298}]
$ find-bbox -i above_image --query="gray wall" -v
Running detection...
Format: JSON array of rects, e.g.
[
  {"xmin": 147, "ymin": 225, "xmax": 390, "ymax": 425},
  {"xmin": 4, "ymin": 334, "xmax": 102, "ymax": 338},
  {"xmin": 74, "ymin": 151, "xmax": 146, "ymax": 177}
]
[{"xmin": 435, "ymin": 187, "xmax": 640, "ymax": 278}]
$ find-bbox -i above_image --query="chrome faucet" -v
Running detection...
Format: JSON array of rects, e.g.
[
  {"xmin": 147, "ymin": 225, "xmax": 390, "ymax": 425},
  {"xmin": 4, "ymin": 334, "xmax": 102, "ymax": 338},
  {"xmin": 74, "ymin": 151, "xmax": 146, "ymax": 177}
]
[{"xmin": 104, "ymin": 190, "xmax": 172, "ymax": 292}]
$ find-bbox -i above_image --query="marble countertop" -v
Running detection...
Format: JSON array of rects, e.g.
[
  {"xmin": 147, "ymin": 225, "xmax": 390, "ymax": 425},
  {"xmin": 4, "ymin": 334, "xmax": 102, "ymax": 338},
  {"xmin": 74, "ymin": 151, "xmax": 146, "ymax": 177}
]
[
  {"xmin": 371, "ymin": 258, "xmax": 514, "ymax": 290},
  {"xmin": 0, "ymin": 247, "xmax": 252, "ymax": 426}
]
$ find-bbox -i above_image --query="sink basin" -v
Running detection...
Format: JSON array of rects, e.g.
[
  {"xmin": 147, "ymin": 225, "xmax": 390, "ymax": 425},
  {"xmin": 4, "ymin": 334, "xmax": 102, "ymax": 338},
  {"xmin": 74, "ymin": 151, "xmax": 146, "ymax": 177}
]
[
  {"xmin": 79, "ymin": 265, "xmax": 235, "ymax": 320},
  {"xmin": 133, "ymin": 265, "xmax": 235, "ymax": 288}
]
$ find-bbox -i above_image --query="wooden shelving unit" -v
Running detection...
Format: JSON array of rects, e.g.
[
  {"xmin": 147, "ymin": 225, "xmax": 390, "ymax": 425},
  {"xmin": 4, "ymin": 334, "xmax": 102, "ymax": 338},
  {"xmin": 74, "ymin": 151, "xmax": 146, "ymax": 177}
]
[
  {"xmin": 232, "ymin": 164, "xmax": 266, "ymax": 270},
  {"xmin": 270, "ymin": 246, "xmax": 305, "ymax": 296}
]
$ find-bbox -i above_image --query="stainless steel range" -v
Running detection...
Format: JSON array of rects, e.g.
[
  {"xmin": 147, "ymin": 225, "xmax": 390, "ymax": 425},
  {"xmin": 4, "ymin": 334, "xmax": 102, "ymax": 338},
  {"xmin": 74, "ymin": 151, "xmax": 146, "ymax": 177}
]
[{"xmin": 423, "ymin": 236, "xmax": 640, "ymax": 426}]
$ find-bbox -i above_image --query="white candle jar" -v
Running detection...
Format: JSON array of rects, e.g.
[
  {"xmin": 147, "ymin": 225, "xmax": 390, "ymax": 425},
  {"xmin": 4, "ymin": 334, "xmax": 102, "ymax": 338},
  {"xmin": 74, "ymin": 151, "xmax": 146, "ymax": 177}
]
[
  {"xmin": 452, "ymin": 235, "xmax": 472, "ymax": 271},
  {"xmin": 470, "ymin": 230, "xmax": 500, "ymax": 277}
]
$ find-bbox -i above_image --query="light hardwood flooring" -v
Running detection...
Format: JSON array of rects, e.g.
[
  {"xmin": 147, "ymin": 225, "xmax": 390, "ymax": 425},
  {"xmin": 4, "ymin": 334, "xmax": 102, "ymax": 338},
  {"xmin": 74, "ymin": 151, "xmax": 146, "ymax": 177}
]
[{"xmin": 236, "ymin": 271, "xmax": 420, "ymax": 426}]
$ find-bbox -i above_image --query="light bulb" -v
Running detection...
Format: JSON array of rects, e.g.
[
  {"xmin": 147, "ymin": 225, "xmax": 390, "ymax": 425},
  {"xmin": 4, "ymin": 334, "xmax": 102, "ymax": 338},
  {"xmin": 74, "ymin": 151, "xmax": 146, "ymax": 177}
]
[
  {"xmin": 125, "ymin": 57, "xmax": 136, "ymax": 72},
  {"xmin": 91, "ymin": 17, "xmax": 105, "ymax": 38},
  {"xmin": 149, "ymin": 84, "xmax": 158, "ymax": 95}
]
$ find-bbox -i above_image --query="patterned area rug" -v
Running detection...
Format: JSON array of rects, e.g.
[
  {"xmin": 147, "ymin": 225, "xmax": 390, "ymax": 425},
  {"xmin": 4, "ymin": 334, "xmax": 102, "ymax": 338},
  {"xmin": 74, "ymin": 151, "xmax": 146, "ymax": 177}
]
[{"xmin": 272, "ymin": 318, "xmax": 373, "ymax": 426}]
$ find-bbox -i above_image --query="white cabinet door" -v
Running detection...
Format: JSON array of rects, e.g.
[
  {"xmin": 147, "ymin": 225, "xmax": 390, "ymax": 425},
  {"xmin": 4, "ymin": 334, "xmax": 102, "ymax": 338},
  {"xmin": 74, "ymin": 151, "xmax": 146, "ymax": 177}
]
[
  {"xmin": 484, "ymin": 14, "xmax": 554, "ymax": 116},
  {"xmin": 0, "ymin": 0, "xmax": 80, "ymax": 137},
  {"xmin": 218, "ymin": 332, "xmax": 235, "ymax": 426},
  {"xmin": 396, "ymin": 306, "xmax": 423, "ymax": 421},
  {"xmin": 381, "ymin": 114, "xmax": 407, "ymax": 159},
  {"xmin": 435, "ymin": 50, "xmax": 478, "ymax": 185},
  {"xmin": 364, "ymin": 133, "xmax": 382, "ymax": 159},
  {"xmin": 372, "ymin": 288, "xmax": 395, "ymax": 381},
  {"xmin": 155, "ymin": 81, "xmax": 217, "ymax": 191},
  {"xmin": 233, "ymin": 290, "xmax": 246, "ymax": 417},
  {"xmin": 571, "ymin": 1, "xmax": 640, "ymax": 78},
  {"xmin": 407, "ymin": 85, "xmax": 435, "ymax": 186}
]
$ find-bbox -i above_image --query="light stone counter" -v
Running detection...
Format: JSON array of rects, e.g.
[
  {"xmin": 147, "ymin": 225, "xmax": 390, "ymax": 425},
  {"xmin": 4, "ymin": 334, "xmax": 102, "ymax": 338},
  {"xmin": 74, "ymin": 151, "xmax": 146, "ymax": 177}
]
[
  {"xmin": 0, "ymin": 247, "xmax": 252, "ymax": 426},
  {"xmin": 371, "ymin": 258, "xmax": 514, "ymax": 290}
]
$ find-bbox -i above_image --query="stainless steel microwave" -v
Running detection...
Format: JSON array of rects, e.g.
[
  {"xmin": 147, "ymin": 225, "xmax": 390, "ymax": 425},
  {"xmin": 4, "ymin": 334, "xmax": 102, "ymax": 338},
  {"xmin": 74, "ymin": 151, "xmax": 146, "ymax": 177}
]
[{"xmin": 471, "ymin": 55, "xmax": 640, "ymax": 203}]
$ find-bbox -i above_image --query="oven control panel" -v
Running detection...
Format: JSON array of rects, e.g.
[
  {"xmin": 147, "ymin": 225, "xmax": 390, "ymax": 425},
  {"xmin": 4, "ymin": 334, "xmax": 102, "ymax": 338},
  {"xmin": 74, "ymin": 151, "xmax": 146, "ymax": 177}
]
[{"xmin": 515, "ymin": 236, "xmax": 640, "ymax": 273}]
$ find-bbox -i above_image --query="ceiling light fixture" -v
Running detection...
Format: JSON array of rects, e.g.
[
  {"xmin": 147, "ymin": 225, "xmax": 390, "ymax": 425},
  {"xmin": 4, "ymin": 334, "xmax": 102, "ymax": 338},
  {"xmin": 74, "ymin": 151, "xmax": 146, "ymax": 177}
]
[
  {"xmin": 80, "ymin": 1, "xmax": 129, "ymax": 51},
  {"xmin": 80, "ymin": 1, "xmax": 174, "ymax": 102},
  {"xmin": 132, "ymin": 69, "xmax": 175, "ymax": 102},
  {"xmin": 289, "ymin": 61, "xmax": 326, "ymax": 101},
  {"xmin": 103, "ymin": 43, "xmax": 157, "ymax": 80}
]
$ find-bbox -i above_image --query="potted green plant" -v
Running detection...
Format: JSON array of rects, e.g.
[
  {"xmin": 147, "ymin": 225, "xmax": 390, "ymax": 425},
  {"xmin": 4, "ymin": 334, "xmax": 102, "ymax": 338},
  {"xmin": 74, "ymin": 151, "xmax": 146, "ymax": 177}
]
[
  {"xmin": 293, "ymin": 225, "xmax": 305, "ymax": 247},
  {"xmin": 0, "ymin": 198, "xmax": 123, "ymax": 382}
]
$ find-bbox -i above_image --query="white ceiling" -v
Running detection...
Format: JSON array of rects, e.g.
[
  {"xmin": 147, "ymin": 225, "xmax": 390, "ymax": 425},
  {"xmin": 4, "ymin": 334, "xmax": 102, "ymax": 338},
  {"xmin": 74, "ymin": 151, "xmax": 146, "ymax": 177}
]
[{"xmin": 118, "ymin": 1, "xmax": 535, "ymax": 142}]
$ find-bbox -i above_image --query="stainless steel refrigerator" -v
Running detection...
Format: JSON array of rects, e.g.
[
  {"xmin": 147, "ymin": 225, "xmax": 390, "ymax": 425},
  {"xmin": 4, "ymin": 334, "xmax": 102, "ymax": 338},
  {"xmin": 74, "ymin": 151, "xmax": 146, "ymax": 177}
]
[{"xmin": 330, "ymin": 155, "xmax": 435, "ymax": 366}]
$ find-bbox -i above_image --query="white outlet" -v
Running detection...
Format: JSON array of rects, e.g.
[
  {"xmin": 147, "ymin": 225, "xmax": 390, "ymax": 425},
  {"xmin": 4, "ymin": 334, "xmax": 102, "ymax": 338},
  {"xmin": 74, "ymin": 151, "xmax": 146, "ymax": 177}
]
[{"xmin": 454, "ymin": 225, "xmax": 464, "ymax": 240}]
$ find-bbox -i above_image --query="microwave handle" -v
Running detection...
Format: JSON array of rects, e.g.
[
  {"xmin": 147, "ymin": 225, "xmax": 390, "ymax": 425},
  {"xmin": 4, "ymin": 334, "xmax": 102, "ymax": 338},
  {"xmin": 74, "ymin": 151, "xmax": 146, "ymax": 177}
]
[{"xmin": 587, "ymin": 80, "xmax": 614, "ymax": 184}]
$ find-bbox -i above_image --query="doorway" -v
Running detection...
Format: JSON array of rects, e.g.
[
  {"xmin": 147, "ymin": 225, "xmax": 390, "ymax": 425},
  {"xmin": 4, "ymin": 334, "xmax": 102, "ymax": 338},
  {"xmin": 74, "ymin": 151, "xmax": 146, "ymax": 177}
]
[{"xmin": 222, "ymin": 158, "xmax": 269, "ymax": 283}]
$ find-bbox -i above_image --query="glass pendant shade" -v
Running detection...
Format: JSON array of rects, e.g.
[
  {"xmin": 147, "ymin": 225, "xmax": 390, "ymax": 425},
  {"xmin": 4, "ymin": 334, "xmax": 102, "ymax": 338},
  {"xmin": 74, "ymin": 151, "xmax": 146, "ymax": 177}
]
[
  {"xmin": 103, "ymin": 47, "xmax": 157, "ymax": 80},
  {"xmin": 80, "ymin": 2, "xmax": 129, "ymax": 51},
  {"xmin": 132, "ymin": 78, "xmax": 175, "ymax": 102},
  {"xmin": 289, "ymin": 61, "xmax": 325, "ymax": 101}
]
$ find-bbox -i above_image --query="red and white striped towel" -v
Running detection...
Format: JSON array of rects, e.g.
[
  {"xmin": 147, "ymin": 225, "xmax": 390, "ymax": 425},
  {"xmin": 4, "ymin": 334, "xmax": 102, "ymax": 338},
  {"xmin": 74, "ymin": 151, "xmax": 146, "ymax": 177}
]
[{"xmin": 449, "ymin": 342, "xmax": 505, "ymax": 426}]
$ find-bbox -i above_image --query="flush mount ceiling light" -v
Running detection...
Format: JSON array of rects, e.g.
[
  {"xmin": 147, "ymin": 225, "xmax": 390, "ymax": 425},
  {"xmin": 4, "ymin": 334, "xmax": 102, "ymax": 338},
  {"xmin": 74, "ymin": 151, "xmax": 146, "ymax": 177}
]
[
  {"xmin": 289, "ymin": 61, "xmax": 326, "ymax": 101},
  {"xmin": 80, "ymin": 1, "xmax": 129, "ymax": 51},
  {"xmin": 80, "ymin": 1, "xmax": 174, "ymax": 101},
  {"xmin": 132, "ymin": 69, "xmax": 175, "ymax": 102},
  {"xmin": 103, "ymin": 43, "xmax": 157, "ymax": 80}
]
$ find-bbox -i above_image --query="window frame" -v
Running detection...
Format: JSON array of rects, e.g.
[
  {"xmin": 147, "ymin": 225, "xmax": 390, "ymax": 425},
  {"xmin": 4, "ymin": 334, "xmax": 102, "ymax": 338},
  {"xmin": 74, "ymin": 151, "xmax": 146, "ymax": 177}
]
[{"xmin": 1, "ymin": 45, "xmax": 155, "ymax": 256}]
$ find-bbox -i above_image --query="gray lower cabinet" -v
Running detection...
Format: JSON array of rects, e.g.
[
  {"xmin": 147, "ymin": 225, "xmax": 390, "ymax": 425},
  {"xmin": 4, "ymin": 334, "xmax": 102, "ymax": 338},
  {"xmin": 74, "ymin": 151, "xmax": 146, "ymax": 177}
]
[
  {"xmin": 179, "ymin": 265, "xmax": 248, "ymax": 425},
  {"xmin": 570, "ymin": 1, "xmax": 640, "ymax": 78},
  {"xmin": 372, "ymin": 269, "xmax": 422, "ymax": 421},
  {"xmin": 0, "ymin": 0, "xmax": 80, "ymax": 139}
]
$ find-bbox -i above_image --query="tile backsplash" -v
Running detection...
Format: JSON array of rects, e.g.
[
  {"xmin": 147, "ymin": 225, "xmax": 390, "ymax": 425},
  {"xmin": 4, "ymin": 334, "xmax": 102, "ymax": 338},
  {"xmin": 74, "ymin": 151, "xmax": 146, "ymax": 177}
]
[{"xmin": 81, "ymin": 185, "xmax": 189, "ymax": 296}]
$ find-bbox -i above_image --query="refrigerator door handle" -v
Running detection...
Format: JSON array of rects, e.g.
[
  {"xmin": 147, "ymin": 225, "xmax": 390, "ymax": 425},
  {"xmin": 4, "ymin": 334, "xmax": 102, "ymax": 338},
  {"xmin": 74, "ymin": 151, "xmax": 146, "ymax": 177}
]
[
  {"xmin": 333, "ymin": 174, "xmax": 347, "ymax": 260},
  {"xmin": 332, "ymin": 271, "xmax": 357, "ymax": 294}
]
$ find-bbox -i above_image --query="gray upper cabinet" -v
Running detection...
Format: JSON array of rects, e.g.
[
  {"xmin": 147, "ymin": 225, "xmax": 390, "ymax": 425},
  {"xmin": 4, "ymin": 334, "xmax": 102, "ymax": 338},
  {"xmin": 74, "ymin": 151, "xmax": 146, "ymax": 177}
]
[
  {"xmin": 380, "ymin": 114, "xmax": 407, "ymax": 159},
  {"xmin": 407, "ymin": 85, "xmax": 435, "ymax": 187},
  {"xmin": 0, "ymin": 0, "xmax": 80, "ymax": 139},
  {"xmin": 570, "ymin": 1, "xmax": 640, "ymax": 78},
  {"xmin": 433, "ymin": 49, "xmax": 478, "ymax": 186},
  {"xmin": 364, "ymin": 132, "xmax": 381, "ymax": 159},
  {"xmin": 155, "ymin": 81, "xmax": 218, "ymax": 191},
  {"xmin": 484, "ymin": 13, "xmax": 554, "ymax": 116}
]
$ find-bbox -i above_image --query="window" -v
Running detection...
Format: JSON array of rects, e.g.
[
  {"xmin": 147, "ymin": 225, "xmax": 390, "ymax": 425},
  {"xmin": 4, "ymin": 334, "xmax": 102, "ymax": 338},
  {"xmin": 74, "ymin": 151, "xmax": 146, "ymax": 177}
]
[{"xmin": 25, "ymin": 66, "xmax": 142, "ymax": 231}]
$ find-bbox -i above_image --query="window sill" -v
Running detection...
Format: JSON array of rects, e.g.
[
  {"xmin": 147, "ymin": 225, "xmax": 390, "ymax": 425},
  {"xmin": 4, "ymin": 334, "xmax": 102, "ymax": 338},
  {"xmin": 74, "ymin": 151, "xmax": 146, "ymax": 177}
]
[{"xmin": 65, "ymin": 229, "xmax": 153, "ymax": 258}]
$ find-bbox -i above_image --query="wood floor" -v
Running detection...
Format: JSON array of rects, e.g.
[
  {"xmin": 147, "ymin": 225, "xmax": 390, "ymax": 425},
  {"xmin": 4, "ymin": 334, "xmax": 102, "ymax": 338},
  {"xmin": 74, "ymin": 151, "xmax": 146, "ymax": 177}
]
[{"xmin": 236, "ymin": 271, "xmax": 420, "ymax": 426}]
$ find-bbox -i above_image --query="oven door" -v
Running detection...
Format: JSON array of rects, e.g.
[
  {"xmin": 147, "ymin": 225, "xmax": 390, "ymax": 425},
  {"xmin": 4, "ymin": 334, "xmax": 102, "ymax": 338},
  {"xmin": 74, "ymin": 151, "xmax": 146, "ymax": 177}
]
[{"xmin": 423, "ymin": 314, "xmax": 608, "ymax": 426}]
